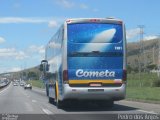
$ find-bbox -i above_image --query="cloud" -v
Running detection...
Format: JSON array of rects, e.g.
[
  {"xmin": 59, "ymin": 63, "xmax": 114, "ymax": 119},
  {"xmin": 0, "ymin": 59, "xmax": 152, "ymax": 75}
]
[
  {"xmin": 29, "ymin": 45, "xmax": 45, "ymax": 54},
  {"xmin": 48, "ymin": 20, "xmax": 58, "ymax": 28},
  {"xmin": 0, "ymin": 48, "xmax": 28, "ymax": 60},
  {"xmin": 0, "ymin": 17, "xmax": 61, "ymax": 29},
  {"xmin": 15, "ymin": 51, "xmax": 28, "ymax": 60},
  {"xmin": 0, "ymin": 17, "xmax": 48, "ymax": 24},
  {"xmin": 55, "ymin": 0, "xmax": 97, "ymax": 12},
  {"xmin": 56, "ymin": 0, "xmax": 75, "ymax": 8},
  {"xmin": 92, "ymin": 8, "xmax": 99, "ymax": 12},
  {"xmin": 126, "ymin": 28, "xmax": 140, "ymax": 40},
  {"xmin": 79, "ymin": 3, "xmax": 89, "ymax": 9},
  {"xmin": 0, "ymin": 37, "xmax": 5, "ymax": 44},
  {"xmin": 0, "ymin": 67, "xmax": 21, "ymax": 73},
  {"xmin": 144, "ymin": 35, "xmax": 159, "ymax": 41},
  {"xmin": 10, "ymin": 67, "xmax": 21, "ymax": 72}
]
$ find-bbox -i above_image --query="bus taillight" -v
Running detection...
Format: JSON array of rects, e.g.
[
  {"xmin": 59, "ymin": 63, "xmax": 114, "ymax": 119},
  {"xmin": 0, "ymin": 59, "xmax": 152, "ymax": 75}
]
[
  {"xmin": 123, "ymin": 70, "xmax": 127, "ymax": 82},
  {"xmin": 63, "ymin": 70, "xmax": 68, "ymax": 83}
]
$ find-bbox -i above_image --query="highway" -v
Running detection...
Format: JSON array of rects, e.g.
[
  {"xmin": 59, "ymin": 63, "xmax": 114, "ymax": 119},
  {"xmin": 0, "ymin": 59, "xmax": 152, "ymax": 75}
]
[{"xmin": 0, "ymin": 83, "xmax": 160, "ymax": 120}]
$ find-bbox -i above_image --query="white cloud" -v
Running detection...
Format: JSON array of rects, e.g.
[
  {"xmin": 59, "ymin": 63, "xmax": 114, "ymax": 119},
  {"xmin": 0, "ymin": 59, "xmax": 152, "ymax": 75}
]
[
  {"xmin": 79, "ymin": 3, "xmax": 89, "ymax": 9},
  {"xmin": 0, "ymin": 17, "xmax": 61, "ymax": 29},
  {"xmin": 55, "ymin": 0, "xmax": 96, "ymax": 12},
  {"xmin": 10, "ymin": 67, "xmax": 21, "ymax": 72},
  {"xmin": 92, "ymin": 8, "xmax": 99, "ymax": 12},
  {"xmin": 126, "ymin": 28, "xmax": 140, "ymax": 40},
  {"xmin": 144, "ymin": 35, "xmax": 159, "ymax": 41},
  {"xmin": 29, "ymin": 45, "xmax": 45, "ymax": 54},
  {"xmin": 0, "ymin": 48, "xmax": 28, "ymax": 60},
  {"xmin": 48, "ymin": 20, "xmax": 58, "ymax": 28},
  {"xmin": 56, "ymin": 0, "xmax": 75, "ymax": 8},
  {"xmin": 15, "ymin": 51, "xmax": 28, "ymax": 60},
  {"xmin": 0, "ymin": 17, "xmax": 48, "ymax": 24},
  {"xmin": 0, "ymin": 37, "xmax": 5, "ymax": 44},
  {"xmin": 0, "ymin": 67, "xmax": 21, "ymax": 73}
]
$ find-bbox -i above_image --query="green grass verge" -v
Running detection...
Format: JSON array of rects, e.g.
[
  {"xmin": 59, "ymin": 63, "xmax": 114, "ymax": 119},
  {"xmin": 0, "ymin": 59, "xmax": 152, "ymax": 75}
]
[
  {"xmin": 127, "ymin": 73, "xmax": 160, "ymax": 103},
  {"xmin": 127, "ymin": 73, "xmax": 158, "ymax": 87},
  {"xmin": 28, "ymin": 80, "xmax": 45, "ymax": 89},
  {"xmin": 126, "ymin": 87, "xmax": 160, "ymax": 102}
]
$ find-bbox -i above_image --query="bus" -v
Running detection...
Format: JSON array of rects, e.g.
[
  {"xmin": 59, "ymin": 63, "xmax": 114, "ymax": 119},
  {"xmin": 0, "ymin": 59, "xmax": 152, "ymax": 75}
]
[{"xmin": 40, "ymin": 18, "xmax": 127, "ymax": 108}]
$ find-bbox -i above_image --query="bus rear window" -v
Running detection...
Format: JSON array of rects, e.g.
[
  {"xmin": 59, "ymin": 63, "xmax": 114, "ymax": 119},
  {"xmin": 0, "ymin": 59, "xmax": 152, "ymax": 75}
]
[{"xmin": 67, "ymin": 23, "xmax": 123, "ymax": 43}]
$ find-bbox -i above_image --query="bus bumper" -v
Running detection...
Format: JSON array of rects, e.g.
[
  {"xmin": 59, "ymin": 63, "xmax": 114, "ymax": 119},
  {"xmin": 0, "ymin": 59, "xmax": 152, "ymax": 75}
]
[{"xmin": 61, "ymin": 84, "xmax": 126, "ymax": 101}]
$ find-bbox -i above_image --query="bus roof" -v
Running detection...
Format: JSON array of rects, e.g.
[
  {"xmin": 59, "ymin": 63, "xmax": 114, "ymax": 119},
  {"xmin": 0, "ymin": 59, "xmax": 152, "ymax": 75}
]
[{"xmin": 65, "ymin": 18, "xmax": 123, "ymax": 24}]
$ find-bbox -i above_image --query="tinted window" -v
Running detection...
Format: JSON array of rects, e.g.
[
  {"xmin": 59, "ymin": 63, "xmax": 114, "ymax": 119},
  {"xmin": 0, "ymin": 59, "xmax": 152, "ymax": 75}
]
[{"xmin": 67, "ymin": 23, "xmax": 123, "ymax": 43}]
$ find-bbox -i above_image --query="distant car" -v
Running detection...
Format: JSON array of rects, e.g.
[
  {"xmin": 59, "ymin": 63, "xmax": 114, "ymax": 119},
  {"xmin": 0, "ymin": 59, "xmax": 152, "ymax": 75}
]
[
  {"xmin": 20, "ymin": 83, "xmax": 24, "ymax": 86},
  {"xmin": 24, "ymin": 83, "xmax": 32, "ymax": 89},
  {"xmin": 13, "ymin": 82, "xmax": 18, "ymax": 86}
]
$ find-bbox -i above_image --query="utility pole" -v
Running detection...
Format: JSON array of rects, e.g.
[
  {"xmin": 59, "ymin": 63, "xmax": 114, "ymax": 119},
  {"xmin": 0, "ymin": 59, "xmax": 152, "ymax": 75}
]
[
  {"xmin": 138, "ymin": 25, "xmax": 145, "ymax": 87},
  {"xmin": 138, "ymin": 25, "xmax": 145, "ymax": 71},
  {"xmin": 158, "ymin": 35, "xmax": 160, "ymax": 77},
  {"xmin": 153, "ymin": 47, "xmax": 155, "ymax": 64}
]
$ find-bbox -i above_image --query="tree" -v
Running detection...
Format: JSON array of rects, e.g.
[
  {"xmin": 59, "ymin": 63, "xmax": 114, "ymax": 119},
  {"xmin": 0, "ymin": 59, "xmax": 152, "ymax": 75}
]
[
  {"xmin": 146, "ymin": 64, "xmax": 157, "ymax": 70},
  {"xmin": 27, "ymin": 71, "xmax": 38, "ymax": 80}
]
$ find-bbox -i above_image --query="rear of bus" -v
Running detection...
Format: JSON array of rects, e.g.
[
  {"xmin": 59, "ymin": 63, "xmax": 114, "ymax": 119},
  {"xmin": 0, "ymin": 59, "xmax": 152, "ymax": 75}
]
[{"xmin": 63, "ymin": 18, "xmax": 126, "ymax": 102}]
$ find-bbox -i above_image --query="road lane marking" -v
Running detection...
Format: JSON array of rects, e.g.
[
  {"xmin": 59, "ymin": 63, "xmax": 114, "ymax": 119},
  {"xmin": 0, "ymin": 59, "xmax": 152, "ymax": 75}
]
[
  {"xmin": 42, "ymin": 108, "xmax": 53, "ymax": 115},
  {"xmin": 0, "ymin": 82, "xmax": 11, "ymax": 94},
  {"xmin": 32, "ymin": 100, "xmax": 36, "ymax": 102},
  {"xmin": 138, "ymin": 110, "xmax": 158, "ymax": 114}
]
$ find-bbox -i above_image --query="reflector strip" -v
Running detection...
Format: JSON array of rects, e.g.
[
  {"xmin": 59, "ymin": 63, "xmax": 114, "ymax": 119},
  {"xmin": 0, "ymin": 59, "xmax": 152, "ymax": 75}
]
[{"xmin": 69, "ymin": 80, "xmax": 122, "ymax": 84}]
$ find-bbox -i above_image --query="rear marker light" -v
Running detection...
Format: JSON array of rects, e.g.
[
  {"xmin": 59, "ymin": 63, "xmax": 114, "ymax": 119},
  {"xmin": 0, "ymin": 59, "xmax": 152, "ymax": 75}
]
[
  {"xmin": 63, "ymin": 70, "xmax": 68, "ymax": 83},
  {"xmin": 123, "ymin": 70, "xmax": 127, "ymax": 81}
]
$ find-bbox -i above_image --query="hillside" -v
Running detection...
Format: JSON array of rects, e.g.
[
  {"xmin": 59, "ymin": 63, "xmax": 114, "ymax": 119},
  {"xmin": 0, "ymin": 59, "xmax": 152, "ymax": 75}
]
[
  {"xmin": 127, "ymin": 39, "xmax": 159, "ymax": 72},
  {"xmin": 0, "ymin": 66, "xmax": 41, "ymax": 81}
]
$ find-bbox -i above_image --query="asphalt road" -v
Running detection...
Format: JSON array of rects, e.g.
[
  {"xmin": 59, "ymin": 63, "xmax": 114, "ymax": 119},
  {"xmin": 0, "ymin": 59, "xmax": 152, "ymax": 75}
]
[{"xmin": 0, "ymin": 83, "xmax": 160, "ymax": 120}]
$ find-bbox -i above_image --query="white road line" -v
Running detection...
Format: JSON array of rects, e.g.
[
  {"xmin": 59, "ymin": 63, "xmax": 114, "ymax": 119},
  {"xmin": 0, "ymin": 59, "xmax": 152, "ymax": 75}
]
[
  {"xmin": 42, "ymin": 108, "xmax": 53, "ymax": 115},
  {"xmin": 0, "ymin": 82, "xmax": 11, "ymax": 94},
  {"xmin": 32, "ymin": 100, "xmax": 36, "ymax": 102},
  {"xmin": 138, "ymin": 110, "xmax": 158, "ymax": 114}
]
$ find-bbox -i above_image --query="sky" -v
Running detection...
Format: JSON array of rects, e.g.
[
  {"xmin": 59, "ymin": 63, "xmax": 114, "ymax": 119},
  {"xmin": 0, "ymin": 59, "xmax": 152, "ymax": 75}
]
[{"xmin": 0, "ymin": 0, "xmax": 160, "ymax": 73}]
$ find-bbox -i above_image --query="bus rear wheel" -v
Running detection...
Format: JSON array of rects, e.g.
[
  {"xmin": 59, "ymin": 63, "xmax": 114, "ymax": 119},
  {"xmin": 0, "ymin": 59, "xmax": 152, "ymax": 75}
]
[
  {"xmin": 49, "ymin": 97, "xmax": 54, "ymax": 104},
  {"xmin": 56, "ymin": 99, "xmax": 64, "ymax": 109}
]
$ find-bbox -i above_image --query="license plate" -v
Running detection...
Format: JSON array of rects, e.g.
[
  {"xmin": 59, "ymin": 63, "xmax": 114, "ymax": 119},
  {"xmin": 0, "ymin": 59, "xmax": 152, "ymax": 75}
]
[
  {"xmin": 89, "ymin": 83, "xmax": 102, "ymax": 87},
  {"xmin": 88, "ymin": 89, "xmax": 104, "ymax": 92}
]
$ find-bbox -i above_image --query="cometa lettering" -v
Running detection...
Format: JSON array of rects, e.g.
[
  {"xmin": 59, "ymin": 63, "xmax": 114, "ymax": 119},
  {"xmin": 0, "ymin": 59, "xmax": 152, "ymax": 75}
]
[{"xmin": 76, "ymin": 69, "xmax": 115, "ymax": 78}]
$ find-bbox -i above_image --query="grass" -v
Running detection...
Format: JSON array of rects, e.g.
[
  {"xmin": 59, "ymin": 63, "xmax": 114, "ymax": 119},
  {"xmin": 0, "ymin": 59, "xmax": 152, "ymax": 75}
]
[
  {"xmin": 126, "ymin": 72, "xmax": 160, "ymax": 103},
  {"xmin": 27, "ymin": 80, "xmax": 45, "ymax": 89},
  {"xmin": 126, "ymin": 87, "xmax": 160, "ymax": 102},
  {"xmin": 127, "ymin": 72, "xmax": 158, "ymax": 87}
]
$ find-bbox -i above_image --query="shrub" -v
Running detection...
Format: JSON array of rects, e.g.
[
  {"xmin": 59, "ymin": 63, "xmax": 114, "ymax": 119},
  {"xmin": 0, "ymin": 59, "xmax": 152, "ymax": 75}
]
[{"xmin": 153, "ymin": 79, "xmax": 160, "ymax": 87}]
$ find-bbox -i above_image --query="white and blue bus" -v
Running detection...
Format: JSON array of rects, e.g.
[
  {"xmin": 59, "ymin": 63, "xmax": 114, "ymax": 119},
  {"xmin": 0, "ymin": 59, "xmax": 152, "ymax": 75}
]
[{"xmin": 40, "ymin": 18, "xmax": 127, "ymax": 108}]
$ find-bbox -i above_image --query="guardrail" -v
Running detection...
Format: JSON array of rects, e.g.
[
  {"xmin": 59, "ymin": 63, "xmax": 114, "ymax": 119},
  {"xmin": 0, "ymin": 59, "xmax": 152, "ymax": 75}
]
[{"xmin": 0, "ymin": 80, "xmax": 10, "ymax": 89}]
